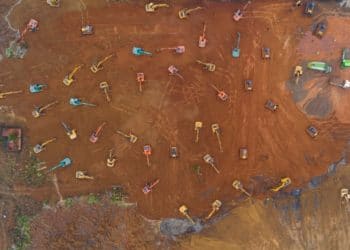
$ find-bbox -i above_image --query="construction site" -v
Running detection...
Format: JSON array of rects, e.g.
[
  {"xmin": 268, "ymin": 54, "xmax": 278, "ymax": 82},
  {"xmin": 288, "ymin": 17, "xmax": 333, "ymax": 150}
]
[{"xmin": 1, "ymin": 0, "xmax": 350, "ymax": 249}]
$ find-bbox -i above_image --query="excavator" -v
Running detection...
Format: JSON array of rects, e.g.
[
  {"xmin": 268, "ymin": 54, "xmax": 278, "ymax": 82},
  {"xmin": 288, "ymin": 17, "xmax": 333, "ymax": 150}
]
[
  {"xmin": 271, "ymin": 177, "xmax": 291, "ymax": 192},
  {"xmin": 46, "ymin": 0, "xmax": 60, "ymax": 7},
  {"xmin": 232, "ymin": 32, "xmax": 241, "ymax": 58},
  {"xmin": 157, "ymin": 46, "xmax": 185, "ymax": 54},
  {"xmin": 232, "ymin": 180, "xmax": 251, "ymax": 197},
  {"xmin": 63, "ymin": 64, "xmax": 83, "ymax": 86},
  {"xmin": 145, "ymin": 2, "xmax": 169, "ymax": 12},
  {"xmin": 196, "ymin": 60, "xmax": 216, "ymax": 72},
  {"xmin": 198, "ymin": 23, "xmax": 207, "ymax": 48},
  {"xmin": 205, "ymin": 200, "xmax": 222, "ymax": 220},
  {"xmin": 0, "ymin": 90, "xmax": 22, "ymax": 99},
  {"xmin": 210, "ymin": 84, "xmax": 228, "ymax": 101},
  {"xmin": 47, "ymin": 157, "xmax": 71, "ymax": 173},
  {"xmin": 143, "ymin": 144, "xmax": 152, "ymax": 166},
  {"xmin": 17, "ymin": 19, "xmax": 39, "ymax": 43},
  {"xmin": 211, "ymin": 123, "xmax": 223, "ymax": 152},
  {"xmin": 99, "ymin": 81, "xmax": 111, "ymax": 102},
  {"xmin": 116, "ymin": 130, "xmax": 138, "ymax": 143},
  {"xmin": 137, "ymin": 72, "xmax": 145, "ymax": 92},
  {"xmin": 76, "ymin": 171, "xmax": 94, "ymax": 180},
  {"xmin": 203, "ymin": 154, "xmax": 220, "ymax": 174},
  {"xmin": 194, "ymin": 121, "xmax": 203, "ymax": 143},
  {"xmin": 178, "ymin": 6, "xmax": 203, "ymax": 19},
  {"xmin": 32, "ymin": 101, "xmax": 59, "ymax": 118},
  {"xmin": 294, "ymin": 65, "xmax": 303, "ymax": 84},
  {"xmin": 168, "ymin": 65, "xmax": 184, "ymax": 80},
  {"xmin": 142, "ymin": 179, "xmax": 160, "ymax": 194},
  {"xmin": 33, "ymin": 138, "xmax": 56, "ymax": 154},
  {"xmin": 132, "ymin": 47, "xmax": 152, "ymax": 56},
  {"xmin": 69, "ymin": 97, "xmax": 96, "ymax": 107},
  {"xmin": 179, "ymin": 205, "xmax": 195, "ymax": 224},
  {"xmin": 106, "ymin": 149, "xmax": 117, "ymax": 167},
  {"xmin": 89, "ymin": 122, "xmax": 106, "ymax": 143},
  {"xmin": 90, "ymin": 54, "xmax": 114, "ymax": 73},
  {"xmin": 29, "ymin": 83, "xmax": 47, "ymax": 93},
  {"xmin": 61, "ymin": 122, "xmax": 77, "ymax": 140},
  {"xmin": 233, "ymin": 1, "xmax": 251, "ymax": 21}
]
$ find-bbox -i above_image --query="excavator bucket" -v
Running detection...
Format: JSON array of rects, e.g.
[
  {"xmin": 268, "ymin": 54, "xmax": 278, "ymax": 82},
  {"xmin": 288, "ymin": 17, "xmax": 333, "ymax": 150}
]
[{"xmin": 145, "ymin": 3, "xmax": 169, "ymax": 12}]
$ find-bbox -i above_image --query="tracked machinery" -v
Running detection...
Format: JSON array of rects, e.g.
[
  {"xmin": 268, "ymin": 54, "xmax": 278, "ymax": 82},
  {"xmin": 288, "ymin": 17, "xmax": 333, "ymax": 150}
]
[
  {"xmin": 63, "ymin": 64, "xmax": 83, "ymax": 86},
  {"xmin": 145, "ymin": 2, "xmax": 169, "ymax": 12},
  {"xmin": 33, "ymin": 138, "xmax": 57, "ymax": 154},
  {"xmin": 90, "ymin": 54, "xmax": 114, "ymax": 73},
  {"xmin": 32, "ymin": 101, "xmax": 59, "ymax": 118},
  {"xmin": 178, "ymin": 6, "xmax": 203, "ymax": 19}
]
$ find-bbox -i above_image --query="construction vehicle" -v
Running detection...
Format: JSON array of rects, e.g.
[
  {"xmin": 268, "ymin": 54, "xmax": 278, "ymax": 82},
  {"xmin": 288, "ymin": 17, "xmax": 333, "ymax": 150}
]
[
  {"xmin": 106, "ymin": 149, "xmax": 117, "ymax": 167},
  {"xmin": 69, "ymin": 97, "xmax": 96, "ymax": 107},
  {"xmin": 307, "ymin": 61, "xmax": 332, "ymax": 73},
  {"xmin": 329, "ymin": 79, "xmax": 350, "ymax": 89},
  {"xmin": 142, "ymin": 179, "xmax": 160, "ymax": 194},
  {"xmin": 46, "ymin": 0, "xmax": 60, "ymax": 7},
  {"xmin": 304, "ymin": 1, "xmax": 316, "ymax": 16},
  {"xmin": 232, "ymin": 32, "xmax": 241, "ymax": 58},
  {"xmin": 178, "ymin": 6, "xmax": 203, "ymax": 19},
  {"xmin": 132, "ymin": 47, "xmax": 152, "ymax": 56},
  {"xmin": 245, "ymin": 80, "xmax": 253, "ymax": 91},
  {"xmin": 63, "ymin": 64, "xmax": 83, "ymax": 86},
  {"xmin": 294, "ymin": 65, "xmax": 303, "ymax": 84},
  {"xmin": 306, "ymin": 125, "xmax": 318, "ymax": 138},
  {"xmin": 157, "ymin": 46, "xmax": 185, "ymax": 54},
  {"xmin": 271, "ymin": 177, "xmax": 291, "ymax": 192},
  {"xmin": 47, "ymin": 157, "xmax": 72, "ymax": 173},
  {"xmin": 210, "ymin": 85, "xmax": 228, "ymax": 101},
  {"xmin": 232, "ymin": 180, "xmax": 251, "ymax": 197},
  {"xmin": 170, "ymin": 146, "xmax": 178, "ymax": 158},
  {"xmin": 99, "ymin": 81, "xmax": 111, "ymax": 102},
  {"xmin": 29, "ymin": 83, "xmax": 47, "ymax": 93},
  {"xmin": 32, "ymin": 100, "xmax": 59, "ymax": 118},
  {"xmin": 17, "ymin": 19, "xmax": 39, "ymax": 42},
  {"xmin": 76, "ymin": 170, "xmax": 94, "ymax": 180},
  {"xmin": 341, "ymin": 48, "xmax": 350, "ymax": 68},
  {"xmin": 264, "ymin": 99, "xmax": 278, "ymax": 112},
  {"xmin": 33, "ymin": 138, "xmax": 56, "ymax": 154},
  {"xmin": 81, "ymin": 25, "xmax": 93, "ymax": 35},
  {"xmin": 295, "ymin": 0, "xmax": 302, "ymax": 7},
  {"xmin": 314, "ymin": 22, "xmax": 327, "ymax": 38},
  {"xmin": 196, "ymin": 60, "xmax": 216, "ymax": 72},
  {"xmin": 116, "ymin": 130, "xmax": 138, "ymax": 143},
  {"xmin": 178, "ymin": 205, "xmax": 195, "ymax": 224},
  {"xmin": 0, "ymin": 90, "xmax": 22, "ymax": 99},
  {"xmin": 211, "ymin": 123, "xmax": 223, "ymax": 152},
  {"xmin": 203, "ymin": 154, "xmax": 220, "ymax": 174},
  {"xmin": 233, "ymin": 1, "xmax": 251, "ymax": 21},
  {"xmin": 198, "ymin": 23, "xmax": 207, "ymax": 48},
  {"xmin": 239, "ymin": 147, "xmax": 248, "ymax": 159},
  {"xmin": 89, "ymin": 122, "xmax": 106, "ymax": 143},
  {"xmin": 168, "ymin": 65, "xmax": 184, "ymax": 80},
  {"xmin": 341, "ymin": 188, "xmax": 350, "ymax": 203},
  {"xmin": 90, "ymin": 54, "xmax": 114, "ymax": 73},
  {"xmin": 1, "ymin": 127, "xmax": 22, "ymax": 152},
  {"xmin": 61, "ymin": 122, "xmax": 77, "ymax": 140},
  {"xmin": 205, "ymin": 200, "xmax": 222, "ymax": 220},
  {"xmin": 194, "ymin": 121, "xmax": 203, "ymax": 143},
  {"xmin": 137, "ymin": 72, "xmax": 145, "ymax": 92},
  {"xmin": 262, "ymin": 47, "xmax": 271, "ymax": 59},
  {"xmin": 143, "ymin": 144, "xmax": 152, "ymax": 166},
  {"xmin": 145, "ymin": 2, "xmax": 169, "ymax": 12}
]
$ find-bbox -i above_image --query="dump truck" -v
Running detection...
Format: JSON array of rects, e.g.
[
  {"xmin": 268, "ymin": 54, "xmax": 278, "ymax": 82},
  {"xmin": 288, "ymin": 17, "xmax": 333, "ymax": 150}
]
[
  {"xmin": 341, "ymin": 48, "xmax": 350, "ymax": 68},
  {"xmin": 307, "ymin": 61, "xmax": 332, "ymax": 73}
]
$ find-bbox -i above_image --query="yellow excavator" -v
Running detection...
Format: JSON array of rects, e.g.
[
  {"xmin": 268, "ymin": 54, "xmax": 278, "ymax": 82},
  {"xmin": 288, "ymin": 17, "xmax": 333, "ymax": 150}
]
[
  {"xmin": 145, "ymin": 2, "xmax": 169, "ymax": 12},
  {"xmin": 90, "ymin": 54, "xmax": 114, "ymax": 73},
  {"xmin": 271, "ymin": 177, "xmax": 291, "ymax": 192},
  {"xmin": 178, "ymin": 6, "xmax": 203, "ymax": 19},
  {"xmin": 205, "ymin": 200, "xmax": 222, "ymax": 220},
  {"xmin": 75, "ymin": 171, "xmax": 94, "ymax": 180},
  {"xmin": 32, "ymin": 101, "xmax": 59, "ymax": 118},
  {"xmin": 63, "ymin": 64, "xmax": 83, "ymax": 86},
  {"xmin": 179, "ymin": 205, "xmax": 195, "ymax": 224}
]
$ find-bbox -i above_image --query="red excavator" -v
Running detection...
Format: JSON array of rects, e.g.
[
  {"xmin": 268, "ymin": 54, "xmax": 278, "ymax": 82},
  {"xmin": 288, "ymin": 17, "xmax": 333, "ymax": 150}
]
[
  {"xmin": 17, "ymin": 19, "xmax": 39, "ymax": 43},
  {"xmin": 233, "ymin": 1, "xmax": 251, "ymax": 21}
]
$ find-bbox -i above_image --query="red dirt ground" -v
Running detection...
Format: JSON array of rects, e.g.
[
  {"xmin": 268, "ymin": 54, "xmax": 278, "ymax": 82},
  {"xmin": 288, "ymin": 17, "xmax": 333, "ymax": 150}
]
[{"xmin": 1, "ymin": 0, "xmax": 348, "ymax": 219}]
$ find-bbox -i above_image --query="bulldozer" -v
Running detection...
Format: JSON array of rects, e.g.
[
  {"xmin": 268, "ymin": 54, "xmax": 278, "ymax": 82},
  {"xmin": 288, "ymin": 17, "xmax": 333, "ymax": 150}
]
[
  {"xmin": 90, "ymin": 54, "xmax": 114, "ymax": 73},
  {"xmin": 116, "ymin": 130, "xmax": 138, "ymax": 143},
  {"xmin": 63, "ymin": 64, "xmax": 83, "ymax": 86},
  {"xmin": 198, "ymin": 23, "xmax": 207, "ymax": 48},
  {"xmin": 211, "ymin": 123, "xmax": 223, "ymax": 152},
  {"xmin": 32, "ymin": 101, "xmax": 59, "ymax": 118},
  {"xmin": 61, "ymin": 122, "xmax": 77, "ymax": 140},
  {"xmin": 194, "ymin": 121, "xmax": 203, "ymax": 143},
  {"xmin": 106, "ymin": 149, "xmax": 117, "ymax": 168},
  {"xmin": 271, "ymin": 177, "xmax": 291, "ymax": 192},
  {"xmin": 89, "ymin": 122, "xmax": 106, "ymax": 143},
  {"xmin": 99, "ymin": 81, "xmax": 111, "ymax": 102},
  {"xmin": 46, "ymin": 0, "xmax": 60, "ymax": 7},
  {"xmin": 205, "ymin": 200, "xmax": 222, "ymax": 220},
  {"xmin": 178, "ymin": 6, "xmax": 203, "ymax": 19},
  {"xmin": 0, "ymin": 90, "xmax": 22, "ymax": 99},
  {"xmin": 178, "ymin": 205, "xmax": 195, "ymax": 224},
  {"xmin": 196, "ymin": 60, "xmax": 216, "ymax": 72},
  {"xmin": 232, "ymin": 180, "xmax": 251, "ymax": 197},
  {"xmin": 145, "ymin": 2, "xmax": 169, "ymax": 12},
  {"xmin": 76, "ymin": 171, "xmax": 94, "ymax": 180},
  {"xmin": 33, "ymin": 138, "xmax": 56, "ymax": 154}
]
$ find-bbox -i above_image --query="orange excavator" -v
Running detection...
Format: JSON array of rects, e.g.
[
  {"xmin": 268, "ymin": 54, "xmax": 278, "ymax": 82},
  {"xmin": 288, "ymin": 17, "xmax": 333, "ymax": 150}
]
[
  {"xmin": 17, "ymin": 19, "xmax": 39, "ymax": 43},
  {"xmin": 89, "ymin": 122, "xmax": 106, "ymax": 143}
]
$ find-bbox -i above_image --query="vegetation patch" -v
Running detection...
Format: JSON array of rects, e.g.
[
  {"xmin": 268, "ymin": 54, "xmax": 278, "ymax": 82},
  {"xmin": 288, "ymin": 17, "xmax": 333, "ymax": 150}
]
[
  {"xmin": 12, "ymin": 215, "xmax": 31, "ymax": 250},
  {"xmin": 20, "ymin": 154, "xmax": 47, "ymax": 187}
]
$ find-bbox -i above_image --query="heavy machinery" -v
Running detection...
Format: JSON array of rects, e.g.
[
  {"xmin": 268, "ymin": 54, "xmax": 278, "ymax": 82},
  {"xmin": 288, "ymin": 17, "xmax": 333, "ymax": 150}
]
[
  {"xmin": 245, "ymin": 80, "xmax": 253, "ymax": 91},
  {"xmin": 143, "ymin": 144, "xmax": 152, "ymax": 166},
  {"xmin": 145, "ymin": 2, "xmax": 169, "ymax": 12},
  {"xmin": 341, "ymin": 188, "xmax": 350, "ymax": 203},
  {"xmin": 203, "ymin": 154, "xmax": 220, "ymax": 174},
  {"xmin": 157, "ymin": 46, "xmax": 185, "ymax": 54},
  {"xmin": 198, "ymin": 23, "xmax": 207, "ymax": 48},
  {"xmin": 239, "ymin": 147, "xmax": 248, "ymax": 159},
  {"xmin": 46, "ymin": 0, "xmax": 60, "ymax": 7},
  {"xmin": 304, "ymin": 1, "xmax": 316, "ymax": 16},
  {"xmin": 137, "ymin": 72, "xmax": 145, "ymax": 92},
  {"xmin": 170, "ymin": 146, "xmax": 178, "ymax": 158},
  {"xmin": 89, "ymin": 122, "xmax": 106, "ymax": 143},
  {"xmin": 61, "ymin": 122, "xmax": 77, "ymax": 140},
  {"xmin": 295, "ymin": 0, "xmax": 302, "ymax": 7},
  {"xmin": 132, "ymin": 47, "xmax": 152, "ymax": 56},
  {"xmin": 178, "ymin": 205, "xmax": 195, "ymax": 224},
  {"xmin": 205, "ymin": 200, "xmax": 222, "ymax": 220},
  {"xmin": 314, "ymin": 22, "xmax": 327, "ymax": 38},
  {"xmin": 211, "ymin": 123, "xmax": 223, "ymax": 152},
  {"xmin": 47, "ymin": 157, "xmax": 72, "ymax": 173},
  {"xmin": 90, "ymin": 54, "xmax": 114, "ymax": 73},
  {"xmin": 341, "ymin": 48, "xmax": 350, "ymax": 68},
  {"xmin": 106, "ymin": 149, "xmax": 117, "ymax": 168},
  {"xmin": 306, "ymin": 125, "xmax": 318, "ymax": 138},
  {"xmin": 264, "ymin": 99, "xmax": 278, "ymax": 112},
  {"xmin": 232, "ymin": 180, "xmax": 251, "ymax": 197},
  {"xmin": 142, "ymin": 179, "xmax": 160, "ymax": 194},
  {"xmin": 329, "ymin": 79, "xmax": 350, "ymax": 89},
  {"xmin": 233, "ymin": 1, "xmax": 251, "ymax": 21},
  {"xmin": 271, "ymin": 177, "xmax": 291, "ymax": 192},
  {"xmin": 196, "ymin": 60, "xmax": 216, "ymax": 72},
  {"xmin": 69, "ymin": 97, "xmax": 96, "ymax": 107},
  {"xmin": 262, "ymin": 47, "xmax": 271, "ymax": 59},
  {"xmin": 294, "ymin": 65, "xmax": 303, "ymax": 84},
  {"xmin": 81, "ymin": 25, "xmax": 94, "ymax": 35},
  {"xmin": 178, "ymin": 6, "xmax": 203, "ymax": 19},
  {"xmin": 232, "ymin": 32, "xmax": 241, "ymax": 58},
  {"xmin": 32, "ymin": 100, "xmax": 59, "ymax": 118},
  {"xmin": 116, "ymin": 130, "xmax": 138, "ymax": 143},
  {"xmin": 307, "ymin": 61, "xmax": 332, "ymax": 73},
  {"xmin": 168, "ymin": 65, "xmax": 184, "ymax": 80},
  {"xmin": 63, "ymin": 64, "xmax": 83, "ymax": 86},
  {"xmin": 210, "ymin": 85, "xmax": 228, "ymax": 101},
  {"xmin": 17, "ymin": 19, "xmax": 39, "ymax": 43},
  {"xmin": 194, "ymin": 121, "xmax": 203, "ymax": 143},
  {"xmin": 0, "ymin": 90, "xmax": 22, "ymax": 99},
  {"xmin": 76, "ymin": 171, "xmax": 94, "ymax": 180},
  {"xmin": 29, "ymin": 83, "xmax": 47, "ymax": 93},
  {"xmin": 99, "ymin": 81, "xmax": 111, "ymax": 102},
  {"xmin": 33, "ymin": 138, "xmax": 56, "ymax": 154}
]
